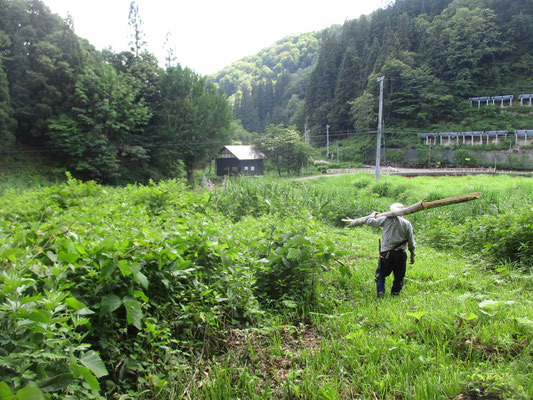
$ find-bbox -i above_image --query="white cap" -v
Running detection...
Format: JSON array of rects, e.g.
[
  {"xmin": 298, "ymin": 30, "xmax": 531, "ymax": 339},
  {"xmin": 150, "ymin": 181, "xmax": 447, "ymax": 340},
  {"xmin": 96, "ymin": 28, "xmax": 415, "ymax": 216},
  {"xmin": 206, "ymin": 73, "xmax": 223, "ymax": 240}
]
[{"xmin": 390, "ymin": 203, "xmax": 405, "ymax": 212}]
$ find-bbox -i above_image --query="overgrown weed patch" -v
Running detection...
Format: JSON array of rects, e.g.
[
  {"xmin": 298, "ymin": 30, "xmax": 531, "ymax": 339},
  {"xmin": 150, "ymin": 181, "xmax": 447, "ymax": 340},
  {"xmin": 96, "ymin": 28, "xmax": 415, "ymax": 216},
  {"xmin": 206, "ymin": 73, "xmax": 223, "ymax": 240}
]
[{"xmin": 1, "ymin": 174, "xmax": 532, "ymax": 398}]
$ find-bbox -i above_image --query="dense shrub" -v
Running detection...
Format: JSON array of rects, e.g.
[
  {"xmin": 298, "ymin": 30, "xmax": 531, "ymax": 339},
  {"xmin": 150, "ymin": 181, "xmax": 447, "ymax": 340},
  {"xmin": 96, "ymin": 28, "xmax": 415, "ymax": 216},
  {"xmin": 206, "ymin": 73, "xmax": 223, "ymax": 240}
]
[
  {"xmin": 253, "ymin": 216, "xmax": 339, "ymax": 307},
  {"xmin": 459, "ymin": 206, "xmax": 533, "ymax": 271}
]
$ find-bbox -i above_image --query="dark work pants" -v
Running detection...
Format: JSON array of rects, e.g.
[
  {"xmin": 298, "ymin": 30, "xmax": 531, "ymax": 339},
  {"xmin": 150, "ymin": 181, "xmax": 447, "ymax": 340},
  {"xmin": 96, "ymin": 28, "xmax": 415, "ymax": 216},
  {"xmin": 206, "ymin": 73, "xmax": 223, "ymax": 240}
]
[{"xmin": 375, "ymin": 249, "xmax": 407, "ymax": 295}]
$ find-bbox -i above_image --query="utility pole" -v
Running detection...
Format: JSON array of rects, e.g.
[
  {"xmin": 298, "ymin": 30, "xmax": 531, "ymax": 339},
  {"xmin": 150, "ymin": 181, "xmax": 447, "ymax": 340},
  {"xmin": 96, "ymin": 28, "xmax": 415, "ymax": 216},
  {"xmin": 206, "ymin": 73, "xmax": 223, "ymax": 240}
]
[
  {"xmin": 428, "ymin": 139, "xmax": 432, "ymax": 167},
  {"xmin": 336, "ymin": 139, "xmax": 339, "ymax": 163},
  {"xmin": 304, "ymin": 123, "xmax": 310, "ymax": 174},
  {"xmin": 376, "ymin": 76, "xmax": 385, "ymax": 181},
  {"xmin": 326, "ymin": 124, "xmax": 330, "ymax": 158}
]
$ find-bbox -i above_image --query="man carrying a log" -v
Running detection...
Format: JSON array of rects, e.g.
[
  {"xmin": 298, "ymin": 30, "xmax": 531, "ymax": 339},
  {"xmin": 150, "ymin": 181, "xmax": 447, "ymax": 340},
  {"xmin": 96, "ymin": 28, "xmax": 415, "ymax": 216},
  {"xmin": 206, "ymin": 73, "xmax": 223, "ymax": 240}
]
[
  {"xmin": 366, "ymin": 203, "xmax": 416, "ymax": 298},
  {"xmin": 343, "ymin": 192, "xmax": 480, "ymax": 298}
]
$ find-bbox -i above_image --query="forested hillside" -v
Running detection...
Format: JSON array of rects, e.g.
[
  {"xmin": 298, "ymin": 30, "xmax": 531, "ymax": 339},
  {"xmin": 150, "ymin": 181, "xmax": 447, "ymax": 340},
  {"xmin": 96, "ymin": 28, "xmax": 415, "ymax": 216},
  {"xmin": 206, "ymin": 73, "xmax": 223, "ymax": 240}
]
[
  {"xmin": 306, "ymin": 0, "xmax": 533, "ymax": 143},
  {"xmin": 0, "ymin": 0, "xmax": 232, "ymax": 184},
  {"xmin": 215, "ymin": 0, "xmax": 533, "ymax": 144},
  {"xmin": 210, "ymin": 30, "xmax": 334, "ymax": 133},
  {"xmin": 2, "ymin": 0, "xmax": 532, "ymax": 182}
]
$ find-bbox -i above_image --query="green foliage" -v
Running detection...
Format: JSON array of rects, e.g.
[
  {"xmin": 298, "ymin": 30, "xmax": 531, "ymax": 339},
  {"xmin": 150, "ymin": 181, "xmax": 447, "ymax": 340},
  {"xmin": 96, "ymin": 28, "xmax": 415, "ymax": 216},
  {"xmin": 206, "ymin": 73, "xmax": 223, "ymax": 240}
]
[
  {"xmin": 212, "ymin": 32, "xmax": 325, "ymax": 132},
  {"xmin": 0, "ymin": 172, "xmax": 532, "ymax": 398},
  {"xmin": 1, "ymin": 0, "xmax": 87, "ymax": 146},
  {"xmin": 386, "ymin": 149, "xmax": 405, "ymax": 163},
  {"xmin": 2, "ymin": 0, "xmax": 532, "ymax": 181},
  {"xmin": 0, "ymin": 175, "xmax": 340, "ymax": 397},
  {"xmin": 0, "ymin": 53, "xmax": 16, "ymax": 149},
  {"xmin": 425, "ymin": 4, "xmax": 502, "ymax": 92},
  {"xmin": 304, "ymin": 0, "xmax": 533, "ymax": 134},
  {"xmin": 153, "ymin": 65, "xmax": 232, "ymax": 184},
  {"xmin": 215, "ymin": 174, "xmax": 533, "ymax": 271},
  {"xmin": 255, "ymin": 124, "xmax": 314, "ymax": 176},
  {"xmin": 229, "ymin": 120, "xmax": 259, "ymax": 145},
  {"xmin": 0, "ymin": 0, "xmax": 234, "ymax": 184},
  {"xmin": 458, "ymin": 104, "xmax": 533, "ymax": 133},
  {"xmin": 47, "ymin": 61, "xmax": 151, "ymax": 183},
  {"xmin": 350, "ymin": 91, "xmax": 377, "ymax": 133},
  {"xmin": 454, "ymin": 148, "xmax": 473, "ymax": 166},
  {"xmin": 210, "ymin": 177, "xmax": 329, "ymax": 222},
  {"xmin": 254, "ymin": 217, "xmax": 337, "ymax": 307},
  {"xmin": 337, "ymin": 134, "xmax": 375, "ymax": 163},
  {"xmin": 454, "ymin": 205, "xmax": 533, "ymax": 270},
  {"xmin": 205, "ymin": 174, "xmax": 532, "ymax": 400}
]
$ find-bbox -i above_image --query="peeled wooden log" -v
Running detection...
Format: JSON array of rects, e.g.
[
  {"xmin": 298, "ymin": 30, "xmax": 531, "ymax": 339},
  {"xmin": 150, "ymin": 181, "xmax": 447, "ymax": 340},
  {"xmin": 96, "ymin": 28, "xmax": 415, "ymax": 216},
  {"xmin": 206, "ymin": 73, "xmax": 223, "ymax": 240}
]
[{"xmin": 342, "ymin": 192, "xmax": 481, "ymax": 227}]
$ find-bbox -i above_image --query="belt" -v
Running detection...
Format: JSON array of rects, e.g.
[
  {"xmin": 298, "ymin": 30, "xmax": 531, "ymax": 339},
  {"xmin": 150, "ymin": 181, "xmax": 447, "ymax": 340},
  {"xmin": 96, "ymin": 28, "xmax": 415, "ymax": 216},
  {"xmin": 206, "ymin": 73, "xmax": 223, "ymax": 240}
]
[{"xmin": 379, "ymin": 240, "xmax": 408, "ymax": 259}]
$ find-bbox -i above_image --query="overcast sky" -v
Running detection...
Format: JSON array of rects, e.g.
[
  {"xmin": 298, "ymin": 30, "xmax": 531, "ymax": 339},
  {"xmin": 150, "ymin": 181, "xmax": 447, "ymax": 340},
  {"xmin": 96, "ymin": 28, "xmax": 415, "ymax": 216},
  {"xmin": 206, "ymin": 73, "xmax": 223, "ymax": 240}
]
[{"xmin": 43, "ymin": 0, "xmax": 388, "ymax": 76}]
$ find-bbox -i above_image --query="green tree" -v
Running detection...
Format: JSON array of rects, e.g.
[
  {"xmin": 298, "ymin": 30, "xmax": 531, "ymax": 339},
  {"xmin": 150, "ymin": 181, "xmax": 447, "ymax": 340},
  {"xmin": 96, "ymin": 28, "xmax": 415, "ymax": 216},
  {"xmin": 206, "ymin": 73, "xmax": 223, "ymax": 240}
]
[
  {"xmin": 0, "ymin": 29, "xmax": 15, "ymax": 148},
  {"xmin": 330, "ymin": 39, "xmax": 362, "ymax": 131},
  {"xmin": 153, "ymin": 65, "xmax": 232, "ymax": 184},
  {"xmin": 350, "ymin": 90, "xmax": 377, "ymax": 132},
  {"xmin": 423, "ymin": 3, "xmax": 502, "ymax": 95},
  {"xmin": 212, "ymin": 30, "xmax": 326, "ymax": 134},
  {"xmin": 304, "ymin": 33, "xmax": 341, "ymax": 134},
  {"xmin": 387, "ymin": 62, "xmax": 454, "ymax": 125},
  {"xmin": 47, "ymin": 62, "xmax": 151, "ymax": 182},
  {"xmin": 230, "ymin": 120, "xmax": 258, "ymax": 145},
  {"xmin": 163, "ymin": 31, "xmax": 177, "ymax": 68},
  {"xmin": 255, "ymin": 124, "xmax": 312, "ymax": 176},
  {"xmin": 2, "ymin": 0, "xmax": 84, "ymax": 145},
  {"xmin": 396, "ymin": 12, "xmax": 412, "ymax": 50},
  {"xmin": 237, "ymin": 87, "xmax": 260, "ymax": 132},
  {"xmin": 128, "ymin": 1, "xmax": 146, "ymax": 57}
]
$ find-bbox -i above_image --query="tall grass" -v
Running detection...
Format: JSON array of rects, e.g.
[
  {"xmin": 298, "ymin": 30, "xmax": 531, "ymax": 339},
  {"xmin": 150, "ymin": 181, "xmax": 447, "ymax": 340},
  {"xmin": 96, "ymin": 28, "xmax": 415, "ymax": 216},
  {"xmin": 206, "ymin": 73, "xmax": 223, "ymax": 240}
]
[
  {"xmin": 0, "ymin": 174, "xmax": 56, "ymax": 195},
  {"xmin": 212, "ymin": 174, "xmax": 533, "ymax": 270}
]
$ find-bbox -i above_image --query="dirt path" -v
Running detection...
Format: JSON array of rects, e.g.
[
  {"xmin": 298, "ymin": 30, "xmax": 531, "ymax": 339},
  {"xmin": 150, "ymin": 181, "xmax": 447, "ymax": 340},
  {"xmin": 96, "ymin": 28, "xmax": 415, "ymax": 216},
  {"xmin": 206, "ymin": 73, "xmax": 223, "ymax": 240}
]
[{"xmin": 295, "ymin": 166, "xmax": 532, "ymax": 180}]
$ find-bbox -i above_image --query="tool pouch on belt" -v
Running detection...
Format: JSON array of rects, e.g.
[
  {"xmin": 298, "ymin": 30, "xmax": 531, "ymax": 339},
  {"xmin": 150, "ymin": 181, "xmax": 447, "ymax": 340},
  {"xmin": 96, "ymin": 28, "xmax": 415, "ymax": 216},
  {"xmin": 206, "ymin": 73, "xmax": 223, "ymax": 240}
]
[{"xmin": 379, "ymin": 239, "xmax": 408, "ymax": 260}]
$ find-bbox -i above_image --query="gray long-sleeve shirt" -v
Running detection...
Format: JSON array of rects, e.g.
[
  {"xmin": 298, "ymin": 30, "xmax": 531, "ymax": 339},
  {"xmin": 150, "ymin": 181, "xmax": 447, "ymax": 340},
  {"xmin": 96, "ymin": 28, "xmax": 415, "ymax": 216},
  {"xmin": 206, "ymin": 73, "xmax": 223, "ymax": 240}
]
[{"xmin": 366, "ymin": 214, "xmax": 416, "ymax": 256}]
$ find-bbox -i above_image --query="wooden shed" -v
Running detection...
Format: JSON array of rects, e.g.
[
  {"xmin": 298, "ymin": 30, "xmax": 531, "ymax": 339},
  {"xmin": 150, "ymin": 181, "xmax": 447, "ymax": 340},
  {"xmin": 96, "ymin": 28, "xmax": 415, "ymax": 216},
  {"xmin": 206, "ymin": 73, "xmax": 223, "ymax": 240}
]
[{"xmin": 216, "ymin": 145, "xmax": 264, "ymax": 177}]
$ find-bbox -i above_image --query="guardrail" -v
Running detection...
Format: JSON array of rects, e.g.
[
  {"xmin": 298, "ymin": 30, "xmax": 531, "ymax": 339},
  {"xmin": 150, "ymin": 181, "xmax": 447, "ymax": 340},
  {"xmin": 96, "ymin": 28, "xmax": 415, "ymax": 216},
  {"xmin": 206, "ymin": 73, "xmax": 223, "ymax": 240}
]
[{"xmin": 326, "ymin": 167, "xmax": 496, "ymax": 175}]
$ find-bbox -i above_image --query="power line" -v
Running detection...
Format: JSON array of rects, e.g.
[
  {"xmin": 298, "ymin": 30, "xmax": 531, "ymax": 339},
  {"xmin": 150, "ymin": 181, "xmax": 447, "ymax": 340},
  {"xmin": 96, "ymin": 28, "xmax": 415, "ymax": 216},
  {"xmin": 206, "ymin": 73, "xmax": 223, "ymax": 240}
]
[
  {"xmin": 289, "ymin": 73, "xmax": 533, "ymax": 91},
  {"xmin": 0, "ymin": 130, "xmax": 460, "ymax": 155},
  {"xmin": 0, "ymin": 138, "xmax": 237, "ymax": 155}
]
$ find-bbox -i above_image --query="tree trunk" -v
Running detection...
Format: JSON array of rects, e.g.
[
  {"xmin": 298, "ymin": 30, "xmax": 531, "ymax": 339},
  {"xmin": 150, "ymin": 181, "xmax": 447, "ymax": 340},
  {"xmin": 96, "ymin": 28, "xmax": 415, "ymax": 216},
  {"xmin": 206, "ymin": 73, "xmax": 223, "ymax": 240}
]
[
  {"xmin": 187, "ymin": 169, "xmax": 194, "ymax": 185},
  {"xmin": 342, "ymin": 192, "xmax": 481, "ymax": 227}
]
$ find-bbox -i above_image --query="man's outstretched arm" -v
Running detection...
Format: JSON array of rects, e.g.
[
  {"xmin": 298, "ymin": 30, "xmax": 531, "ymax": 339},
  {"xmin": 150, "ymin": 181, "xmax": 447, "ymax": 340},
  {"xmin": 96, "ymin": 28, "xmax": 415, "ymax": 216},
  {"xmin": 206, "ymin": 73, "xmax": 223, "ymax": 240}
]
[{"xmin": 365, "ymin": 212, "xmax": 386, "ymax": 228}]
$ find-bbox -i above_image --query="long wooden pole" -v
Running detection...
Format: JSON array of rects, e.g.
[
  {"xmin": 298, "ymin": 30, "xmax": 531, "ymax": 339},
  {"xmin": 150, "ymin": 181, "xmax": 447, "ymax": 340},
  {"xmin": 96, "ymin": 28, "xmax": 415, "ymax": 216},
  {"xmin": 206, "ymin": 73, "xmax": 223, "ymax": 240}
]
[{"xmin": 342, "ymin": 192, "xmax": 481, "ymax": 227}]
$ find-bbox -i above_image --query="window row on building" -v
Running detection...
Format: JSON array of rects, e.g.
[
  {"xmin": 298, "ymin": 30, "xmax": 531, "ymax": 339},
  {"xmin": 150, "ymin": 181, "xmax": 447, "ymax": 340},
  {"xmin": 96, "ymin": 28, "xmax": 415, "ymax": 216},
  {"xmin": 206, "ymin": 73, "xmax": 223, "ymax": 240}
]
[{"xmin": 418, "ymin": 130, "xmax": 533, "ymax": 146}]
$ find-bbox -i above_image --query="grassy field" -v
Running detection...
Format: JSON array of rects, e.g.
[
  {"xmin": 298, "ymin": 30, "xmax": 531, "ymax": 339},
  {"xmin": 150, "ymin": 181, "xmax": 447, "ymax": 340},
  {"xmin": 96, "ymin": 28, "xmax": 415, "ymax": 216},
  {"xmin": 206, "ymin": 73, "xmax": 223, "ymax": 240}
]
[
  {"xmin": 0, "ymin": 173, "xmax": 532, "ymax": 399},
  {"xmin": 168, "ymin": 174, "xmax": 533, "ymax": 399},
  {"xmin": 193, "ymin": 213, "xmax": 533, "ymax": 399}
]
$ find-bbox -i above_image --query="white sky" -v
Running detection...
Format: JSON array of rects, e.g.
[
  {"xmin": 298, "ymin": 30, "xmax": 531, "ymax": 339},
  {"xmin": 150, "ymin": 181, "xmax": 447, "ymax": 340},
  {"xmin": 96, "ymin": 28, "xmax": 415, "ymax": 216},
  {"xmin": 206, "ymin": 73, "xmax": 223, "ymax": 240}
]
[{"xmin": 43, "ymin": 0, "xmax": 387, "ymax": 76}]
